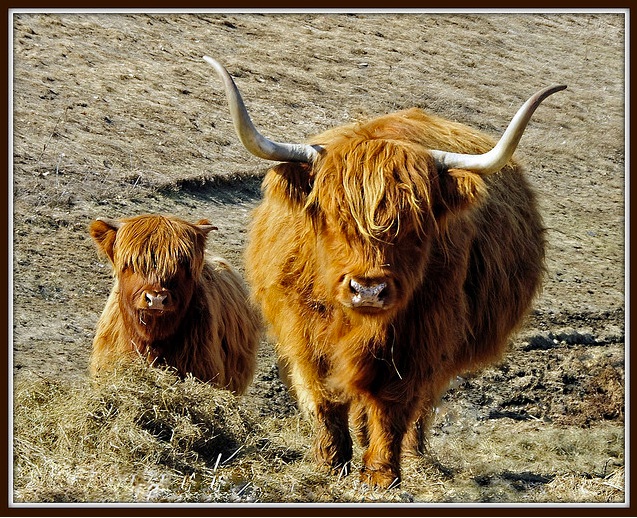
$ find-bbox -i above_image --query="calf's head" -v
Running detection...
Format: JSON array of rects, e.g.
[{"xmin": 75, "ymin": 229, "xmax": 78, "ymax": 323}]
[{"xmin": 90, "ymin": 215, "xmax": 217, "ymax": 340}]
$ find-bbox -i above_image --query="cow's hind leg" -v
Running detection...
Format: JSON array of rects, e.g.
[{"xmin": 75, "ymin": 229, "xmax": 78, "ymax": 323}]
[
  {"xmin": 402, "ymin": 408, "xmax": 436, "ymax": 456},
  {"xmin": 402, "ymin": 415, "xmax": 427, "ymax": 456},
  {"xmin": 313, "ymin": 400, "xmax": 353, "ymax": 475},
  {"xmin": 402, "ymin": 381, "xmax": 454, "ymax": 456}
]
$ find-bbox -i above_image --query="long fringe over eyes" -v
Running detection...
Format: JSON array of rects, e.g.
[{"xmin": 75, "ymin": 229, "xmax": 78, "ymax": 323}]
[
  {"xmin": 307, "ymin": 127, "xmax": 438, "ymax": 243},
  {"xmin": 113, "ymin": 216, "xmax": 206, "ymax": 280}
]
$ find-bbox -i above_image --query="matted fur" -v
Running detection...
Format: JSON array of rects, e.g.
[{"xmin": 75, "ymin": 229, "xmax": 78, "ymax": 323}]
[
  {"xmin": 246, "ymin": 108, "xmax": 545, "ymax": 487},
  {"xmin": 90, "ymin": 214, "xmax": 261, "ymax": 394}
]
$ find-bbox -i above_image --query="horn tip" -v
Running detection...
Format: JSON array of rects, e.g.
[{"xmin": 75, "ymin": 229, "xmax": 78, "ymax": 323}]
[
  {"xmin": 203, "ymin": 56, "xmax": 228, "ymax": 80},
  {"xmin": 545, "ymin": 84, "xmax": 567, "ymax": 96}
]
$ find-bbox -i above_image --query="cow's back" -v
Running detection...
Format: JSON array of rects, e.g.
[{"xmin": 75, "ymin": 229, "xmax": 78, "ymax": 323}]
[
  {"xmin": 401, "ymin": 107, "xmax": 546, "ymax": 371},
  {"xmin": 246, "ymin": 166, "xmax": 321, "ymax": 342}
]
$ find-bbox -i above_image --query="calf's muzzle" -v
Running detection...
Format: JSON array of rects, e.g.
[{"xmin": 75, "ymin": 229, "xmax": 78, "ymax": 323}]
[{"xmin": 144, "ymin": 290, "xmax": 169, "ymax": 310}]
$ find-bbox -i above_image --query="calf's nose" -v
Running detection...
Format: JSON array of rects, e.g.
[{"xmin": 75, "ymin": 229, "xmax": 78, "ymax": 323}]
[{"xmin": 144, "ymin": 291, "xmax": 168, "ymax": 309}]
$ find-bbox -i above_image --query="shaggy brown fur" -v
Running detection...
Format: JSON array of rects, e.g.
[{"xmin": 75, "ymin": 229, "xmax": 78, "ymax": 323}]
[
  {"xmin": 246, "ymin": 108, "xmax": 545, "ymax": 487},
  {"xmin": 90, "ymin": 214, "xmax": 261, "ymax": 394}
]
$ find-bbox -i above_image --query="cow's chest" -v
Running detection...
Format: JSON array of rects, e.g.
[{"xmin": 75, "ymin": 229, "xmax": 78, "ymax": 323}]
[{"xmin": 318, "ymin": 313, "xmax": 413, "ymax": 397}]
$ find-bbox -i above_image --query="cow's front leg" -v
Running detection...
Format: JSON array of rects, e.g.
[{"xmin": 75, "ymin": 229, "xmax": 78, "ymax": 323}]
[
  {"xmin": 351, "ymin": 399, "xmax": 369, "ymax": 449},
  {"xmin": 402, "ymin": 411, "xmax": 432, "ymax": 456},
  {"xmin": 360, "ymin": 399, "xmax": 408, "ymax": 488},
  {"xmin": 312, "ymin": 399, "xmax": 353, "ymax": 475},
  {"xmin": 280, "ymin": 355, "xmax": 353, "ymax": 474}
]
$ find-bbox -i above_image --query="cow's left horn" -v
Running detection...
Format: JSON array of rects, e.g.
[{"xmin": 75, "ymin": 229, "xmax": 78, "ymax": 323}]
[
  {"xmin": 429, "ymin": 84, "xmax": 567, "ymax": 174},
  {"xmin": 204, "ymin": 56, "xmax": 321, "ymax": 163}
]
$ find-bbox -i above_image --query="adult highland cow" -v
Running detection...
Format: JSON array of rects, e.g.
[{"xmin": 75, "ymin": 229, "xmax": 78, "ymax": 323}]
[
  {"xmin": 204, "ymin": 56, "xmax": 565, "ymax": 487},
  {"xmin": 90, "ymin": 214, "xmax": 261, "ymax": 394}
]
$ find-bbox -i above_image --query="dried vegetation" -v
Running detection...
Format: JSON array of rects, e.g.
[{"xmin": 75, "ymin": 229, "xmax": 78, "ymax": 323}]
[{"xmin": 11, "ymin": 12, "xmax": 626, "ymax": 506}]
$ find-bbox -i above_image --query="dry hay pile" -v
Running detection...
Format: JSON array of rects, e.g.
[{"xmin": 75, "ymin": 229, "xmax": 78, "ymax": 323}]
[
  {"xmin": 13, "ymin": 357, "xmax": 624, "ymax": 504},
  {"xmin": 13, "ymin": 360, "xmax": 260, "ymax": 503}
]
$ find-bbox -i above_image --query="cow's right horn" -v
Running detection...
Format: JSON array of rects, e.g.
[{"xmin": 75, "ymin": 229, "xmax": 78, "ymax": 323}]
[
  {"xmin": 429, "ymin": 84, "xmax": 567, "ymax": 174},
  {"xmin": 204, "ymin": 56, "xmax": 322, "ymax": 163}
]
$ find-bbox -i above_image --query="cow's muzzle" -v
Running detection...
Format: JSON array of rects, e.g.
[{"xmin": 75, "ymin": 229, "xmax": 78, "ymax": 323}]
[
  {"xmin": 344, "ymin": 276, "xmax": 394, "ymax": 311},
  {"xmin": 350, "ymin": 279, "xmax": 387, "ymax": 308}
]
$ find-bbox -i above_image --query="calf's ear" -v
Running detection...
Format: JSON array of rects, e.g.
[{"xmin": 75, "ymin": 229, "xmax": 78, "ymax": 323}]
[
  {"xmin": 89, "ymin": 218, "xmax": 121, "ymax": 263},
  {"xmin": 436, "ymin": 168, "xmax": 486, "ymax": 217},
  {"xmin": 194, "ymin": 219, "xmax": 218, "ymax": 234}
]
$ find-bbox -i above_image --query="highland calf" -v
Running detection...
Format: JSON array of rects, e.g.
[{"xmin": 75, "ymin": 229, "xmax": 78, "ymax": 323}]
[
  {"xmin": 90, "ymin": 214, "xmax": 261, "ymax": 394},
  {"xmin": 204, "ymin": 56, "xmax": 565, "ymax": 486}
]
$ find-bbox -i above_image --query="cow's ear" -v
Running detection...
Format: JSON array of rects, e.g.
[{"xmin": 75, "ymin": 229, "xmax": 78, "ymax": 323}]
[
  {"xmin": 436, "ymin": 168, "xmax": 486, "ymax": 217},
  {"xmin": 89, "ymin": 218, "xmax": 120, "ymax": 263},
  {"xmin": 194, "ymin": 219, "xmax": 218, "ymax": 234},
  {"xmin": 265, "ymin": 162, "xmax": 314, "ymax": 207}
]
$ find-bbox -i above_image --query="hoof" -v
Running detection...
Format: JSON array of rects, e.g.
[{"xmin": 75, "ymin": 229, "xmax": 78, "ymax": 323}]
[
  {"xmin": 360, "ymin": 466, "xmax": 400, "ymax": 489},
  {"xmin": 312, "ymin": 439, "xmax": 352, "ymax": 477}
]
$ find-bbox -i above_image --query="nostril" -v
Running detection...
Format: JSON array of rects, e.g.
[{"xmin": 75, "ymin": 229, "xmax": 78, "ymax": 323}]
[{"xmin": 370, "ymin": 282, "xmax": 387, "ymax": 299}]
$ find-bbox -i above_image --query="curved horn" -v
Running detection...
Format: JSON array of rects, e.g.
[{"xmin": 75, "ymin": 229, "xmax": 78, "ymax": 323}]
[
  {"xmin": 429, "ymin": 84, "xmax": 567, "ymax": 174},
  {"xmin": 203, "ymin": 56, "xmax": 321, "ymax": 163}
]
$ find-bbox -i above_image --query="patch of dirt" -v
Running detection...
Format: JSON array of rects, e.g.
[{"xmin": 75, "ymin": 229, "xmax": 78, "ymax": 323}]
[{"xmin": 11, "ymin": 12, "xmax": 625, "ymax": 502}]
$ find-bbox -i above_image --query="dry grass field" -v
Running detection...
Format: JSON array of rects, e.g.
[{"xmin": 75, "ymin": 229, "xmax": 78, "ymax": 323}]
[{"xmin": 11, "ymin": 11, "xmax": 626, "ymax": 508}]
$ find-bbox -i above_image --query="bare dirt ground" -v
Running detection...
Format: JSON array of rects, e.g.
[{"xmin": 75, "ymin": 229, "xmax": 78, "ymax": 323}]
[{"xmin": 11, "ymin": 12, "xmax": 626, "ymax": 504}]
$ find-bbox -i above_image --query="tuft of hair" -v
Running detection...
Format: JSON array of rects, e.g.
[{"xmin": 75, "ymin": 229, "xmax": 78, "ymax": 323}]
[
  {"xmin": 309, "ymin": 132, "xmax": 436, "ymax": 242},
  {"xmin": 305, "ymin": 108, "xmax": 499, "ymax": 243}
]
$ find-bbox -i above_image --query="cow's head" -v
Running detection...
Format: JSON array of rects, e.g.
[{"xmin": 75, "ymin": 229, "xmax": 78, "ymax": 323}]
[
  {"xmin": 259, "ymin": 122, "xmax": 490, "ymax": 318},
  {"xmin": 90, "ymin": 215, "xmax": 217, "ymax": 340},
  {"xmin": 204, "ymin": 56, "xmax": 565, "ymax": 317},
  {"xmin": 306, "ymin": 127, "xmax": 489, "ymax": 317}
]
